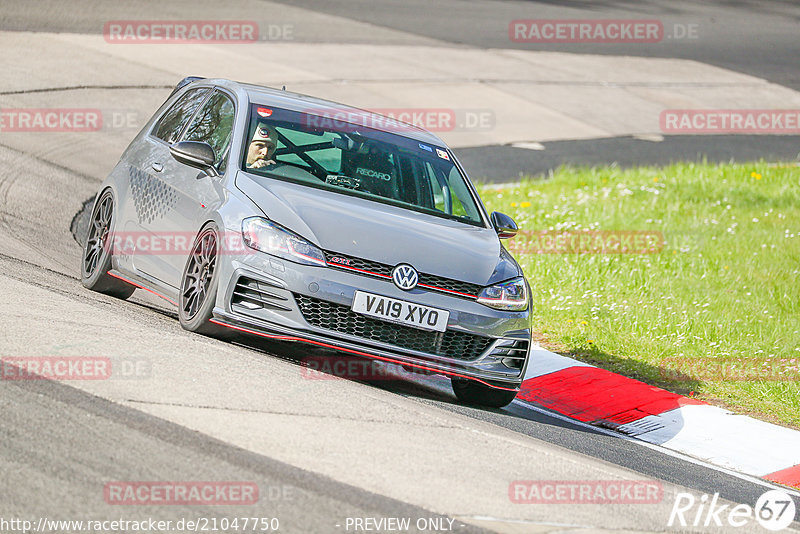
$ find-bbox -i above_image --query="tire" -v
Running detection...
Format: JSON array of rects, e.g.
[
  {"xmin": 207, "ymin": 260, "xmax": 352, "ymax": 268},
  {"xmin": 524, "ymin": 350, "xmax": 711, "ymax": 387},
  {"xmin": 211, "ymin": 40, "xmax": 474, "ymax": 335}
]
[
  {"xmin": 451, "ymin": 378, "xmax": 518, "ymax": 408},
  {"xmin": 81, "ymin": 189, "xmax": 135, "ymax": 299},
  {"xmin": 178, "ymin": 223, "xmax": 233, "ymax": 339}
]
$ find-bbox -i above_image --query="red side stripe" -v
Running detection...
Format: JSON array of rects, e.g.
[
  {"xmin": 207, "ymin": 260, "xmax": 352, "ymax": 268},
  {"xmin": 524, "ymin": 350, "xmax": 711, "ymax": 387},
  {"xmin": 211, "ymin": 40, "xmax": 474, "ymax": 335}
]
[
  {"xmin": 518, "ymin": 366, "xmax": 705, "ymax": 426},
  {"xmin": 765, "ymin": 464, "xmax": 800, "ymax": 490},
  {"xmin": 108, "ymin": 272, "xmax": 178, "ymax": 306}
]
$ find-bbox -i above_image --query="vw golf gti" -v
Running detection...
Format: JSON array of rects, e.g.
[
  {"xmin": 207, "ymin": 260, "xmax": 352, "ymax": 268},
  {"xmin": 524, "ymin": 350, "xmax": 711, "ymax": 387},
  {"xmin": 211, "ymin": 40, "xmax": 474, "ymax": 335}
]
[{"xmin": 81, "ymin": 77, "xmax": 532, "ymax": 407}]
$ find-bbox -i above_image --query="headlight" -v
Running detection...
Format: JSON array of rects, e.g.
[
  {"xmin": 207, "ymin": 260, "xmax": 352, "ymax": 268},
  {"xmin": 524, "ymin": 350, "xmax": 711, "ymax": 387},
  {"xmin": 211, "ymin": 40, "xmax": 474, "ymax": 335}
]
[
  {"xmin": 242, "ymin": 217, "xmax": 326, "ymax": 267},
  {"xmin": 477, "ymin": 277, "xmax": 529, "ymax": 311}
]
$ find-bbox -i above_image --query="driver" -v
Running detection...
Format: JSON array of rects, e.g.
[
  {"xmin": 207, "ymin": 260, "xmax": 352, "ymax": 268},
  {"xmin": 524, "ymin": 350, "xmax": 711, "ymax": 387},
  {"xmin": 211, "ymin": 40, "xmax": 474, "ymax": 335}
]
[{"xmin": 246, "ymin": 123, "xmax": 279, "ymax": 168}]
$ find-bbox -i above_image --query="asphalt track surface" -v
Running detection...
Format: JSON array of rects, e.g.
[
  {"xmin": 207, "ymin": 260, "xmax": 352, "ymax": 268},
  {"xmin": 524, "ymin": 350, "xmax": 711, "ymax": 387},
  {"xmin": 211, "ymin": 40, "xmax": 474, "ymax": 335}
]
[
  {"xmin": 273, "ymin": 0, "xmax": 800, "ymax": 90},
  {"xmin": 1, "ymin": 1, "xmax": 800, "ymax": 533},
  {"xmin": 274, "ymin": 0, "xmax": 800, "ymax": 181},
  {"xmin": 458, "ymin": 134, "xmax": 800, "ymax": 182}
]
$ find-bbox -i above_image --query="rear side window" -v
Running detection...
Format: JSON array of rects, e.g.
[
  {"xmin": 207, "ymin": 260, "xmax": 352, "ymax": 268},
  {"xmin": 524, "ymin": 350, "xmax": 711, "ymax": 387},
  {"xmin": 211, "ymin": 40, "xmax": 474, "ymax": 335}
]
[
  {"xmin": 182, "ymin": 92, "xmax": 235, "ymax": 169},
  {"xmin": 153, "ymin": 88, "xmax": 211, "ymax": 144}
]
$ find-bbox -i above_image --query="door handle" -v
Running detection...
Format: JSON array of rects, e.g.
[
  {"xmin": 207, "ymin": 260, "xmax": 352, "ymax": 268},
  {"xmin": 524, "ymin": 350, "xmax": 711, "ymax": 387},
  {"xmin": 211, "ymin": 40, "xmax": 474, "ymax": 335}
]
[{"xmin": 151, "ymin": 162, "xmax": 163, "ymax": 172}]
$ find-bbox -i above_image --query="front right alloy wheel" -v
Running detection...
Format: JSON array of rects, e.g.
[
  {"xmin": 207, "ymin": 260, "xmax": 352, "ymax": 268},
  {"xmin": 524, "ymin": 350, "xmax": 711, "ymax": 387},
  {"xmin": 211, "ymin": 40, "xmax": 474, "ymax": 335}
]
[
  {"xmin": 81, "ymin": 189, "xmax": 135, "ymax": 299},
  {"xmin": 451, "ymin": 378, "xmax": 518, "ymax": 408}
]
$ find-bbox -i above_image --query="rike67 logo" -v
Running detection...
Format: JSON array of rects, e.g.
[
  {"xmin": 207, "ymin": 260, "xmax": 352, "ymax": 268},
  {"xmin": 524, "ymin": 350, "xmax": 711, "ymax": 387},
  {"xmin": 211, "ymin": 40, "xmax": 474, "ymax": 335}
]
[{"xmin": 669, "ymin": 489, "xmax": 797, "ymax": 531}]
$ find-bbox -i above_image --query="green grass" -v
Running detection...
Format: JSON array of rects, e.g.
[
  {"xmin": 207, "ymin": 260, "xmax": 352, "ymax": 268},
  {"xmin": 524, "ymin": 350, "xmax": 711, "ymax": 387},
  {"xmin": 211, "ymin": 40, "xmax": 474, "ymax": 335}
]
[{"xmin": 478, "ymin": 161, "xmax": 800, "ymax": 428}]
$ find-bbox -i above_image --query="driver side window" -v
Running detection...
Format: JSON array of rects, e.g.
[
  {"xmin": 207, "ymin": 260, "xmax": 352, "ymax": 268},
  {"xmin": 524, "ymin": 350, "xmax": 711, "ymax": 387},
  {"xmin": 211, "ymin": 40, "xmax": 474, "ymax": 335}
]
[
  {"xmin": 153, "ymin": 88, "xmax": 211, "ymax": 144},
  {"xmin": 181, "ymin": 91, "xmax": 235, "ymax": 172}
]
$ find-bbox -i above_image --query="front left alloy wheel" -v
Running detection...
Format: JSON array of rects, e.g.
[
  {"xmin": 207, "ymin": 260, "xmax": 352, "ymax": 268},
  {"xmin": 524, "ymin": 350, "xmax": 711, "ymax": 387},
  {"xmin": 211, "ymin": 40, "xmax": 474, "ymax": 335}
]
[
  {"xmin": 178, "ymin": 223, "xmax": 231, "ymax": 338},
  {"xmin": 451, "ymin": 378, "xmax": 518, "ymax": 408}
]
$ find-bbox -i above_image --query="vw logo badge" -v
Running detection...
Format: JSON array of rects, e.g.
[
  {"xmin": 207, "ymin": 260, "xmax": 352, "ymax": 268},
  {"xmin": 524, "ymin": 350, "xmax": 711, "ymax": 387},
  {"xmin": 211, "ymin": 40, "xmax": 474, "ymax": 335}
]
[{"xmin": 392, "ymin": 264, "xmax": 418, "ymax": 290}]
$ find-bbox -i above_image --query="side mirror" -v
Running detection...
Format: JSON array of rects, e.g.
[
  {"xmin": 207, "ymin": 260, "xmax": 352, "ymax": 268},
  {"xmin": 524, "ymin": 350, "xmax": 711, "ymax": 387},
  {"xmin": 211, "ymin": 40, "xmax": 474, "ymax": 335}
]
[
  {"xmin": 170, "ymin": 141, "xmax": 219, "ymax": 177},
  {"xmin": 491, "ymin": 211, "xmax": 518, "ymax": 239}
]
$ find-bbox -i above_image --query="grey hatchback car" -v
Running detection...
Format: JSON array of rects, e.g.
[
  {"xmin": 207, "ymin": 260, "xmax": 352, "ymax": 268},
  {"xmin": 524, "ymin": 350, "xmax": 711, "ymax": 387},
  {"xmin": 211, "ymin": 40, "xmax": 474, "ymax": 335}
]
[{"xmin": 82, "ymin": 77, "xmax": 531, "ymax": 407}]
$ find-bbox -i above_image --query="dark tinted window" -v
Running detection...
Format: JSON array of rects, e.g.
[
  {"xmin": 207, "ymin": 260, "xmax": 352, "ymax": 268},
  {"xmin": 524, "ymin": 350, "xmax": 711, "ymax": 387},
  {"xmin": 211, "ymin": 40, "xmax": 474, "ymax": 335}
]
[
  {"xmin": 242, "ymin": 105, "xmax": 483, "ymax": 225},
  {"xmin": 182, "ymin": 92, "xmax": 235, "ymax": 169},
  {"xmin": 153, "ymin": 88, "xmax": 211, "ymax": 144}
]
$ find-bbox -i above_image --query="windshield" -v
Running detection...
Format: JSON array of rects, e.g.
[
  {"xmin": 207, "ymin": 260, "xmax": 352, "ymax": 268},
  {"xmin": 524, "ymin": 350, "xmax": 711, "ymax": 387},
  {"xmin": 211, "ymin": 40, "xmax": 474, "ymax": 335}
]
[{"xmin": 241, "ymin": 104, "xmax": 484, "ymax": 226}]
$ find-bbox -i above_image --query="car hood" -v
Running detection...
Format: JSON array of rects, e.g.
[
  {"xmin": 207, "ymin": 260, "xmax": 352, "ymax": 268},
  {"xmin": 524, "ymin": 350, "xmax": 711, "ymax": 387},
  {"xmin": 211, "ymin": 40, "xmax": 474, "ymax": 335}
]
[{"xmin": 235, "ymin": 172, "xmax": 521, "ymax": 286}]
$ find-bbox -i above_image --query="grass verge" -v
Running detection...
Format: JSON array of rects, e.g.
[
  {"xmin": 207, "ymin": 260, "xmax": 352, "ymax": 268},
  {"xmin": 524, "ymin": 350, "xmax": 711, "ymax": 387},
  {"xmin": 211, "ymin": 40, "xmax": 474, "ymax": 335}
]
[{"xmin": 478, "ymin": 161, "xmax": 800, "ymax": 429}]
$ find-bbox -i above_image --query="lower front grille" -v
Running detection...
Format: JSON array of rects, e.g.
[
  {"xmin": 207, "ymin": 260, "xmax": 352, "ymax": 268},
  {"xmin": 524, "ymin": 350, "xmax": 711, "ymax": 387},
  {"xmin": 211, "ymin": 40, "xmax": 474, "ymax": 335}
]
[{"xmin": 294, "ymin": 294, "xmax": 493, "ymax": 361}]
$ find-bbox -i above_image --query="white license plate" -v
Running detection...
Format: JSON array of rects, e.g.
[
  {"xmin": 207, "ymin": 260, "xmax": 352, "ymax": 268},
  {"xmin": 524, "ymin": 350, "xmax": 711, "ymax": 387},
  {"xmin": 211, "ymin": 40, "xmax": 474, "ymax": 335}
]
[{"xmin": 351, "ymin": 291, "xmax": 449, "ymax": 332}]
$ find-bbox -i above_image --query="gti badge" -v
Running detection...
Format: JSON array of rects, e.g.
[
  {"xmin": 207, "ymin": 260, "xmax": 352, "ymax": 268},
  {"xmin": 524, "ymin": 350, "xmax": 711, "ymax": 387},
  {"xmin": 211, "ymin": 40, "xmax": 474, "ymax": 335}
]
[
  {"xmin": 329, "ymin": 256, "xmax": 350, "ymax": 266},
  {"xmin": 392, "ymin": 264, "xmax": 418, "ymax": 290}
]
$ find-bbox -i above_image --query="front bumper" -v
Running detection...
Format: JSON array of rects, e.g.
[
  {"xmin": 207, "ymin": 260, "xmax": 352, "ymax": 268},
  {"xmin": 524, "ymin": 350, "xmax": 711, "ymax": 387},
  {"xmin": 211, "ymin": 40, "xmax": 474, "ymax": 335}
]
[{"xmin": 213, "ymin": 254, "xmax": 532, "ymax": 390}]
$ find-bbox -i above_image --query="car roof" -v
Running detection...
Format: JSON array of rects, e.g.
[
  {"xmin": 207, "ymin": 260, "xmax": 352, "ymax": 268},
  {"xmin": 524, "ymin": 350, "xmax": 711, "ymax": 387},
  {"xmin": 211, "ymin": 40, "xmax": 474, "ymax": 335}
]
[{"xmin": 204, "ymin": 78, "xmax": 447, "ymax": 146}]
